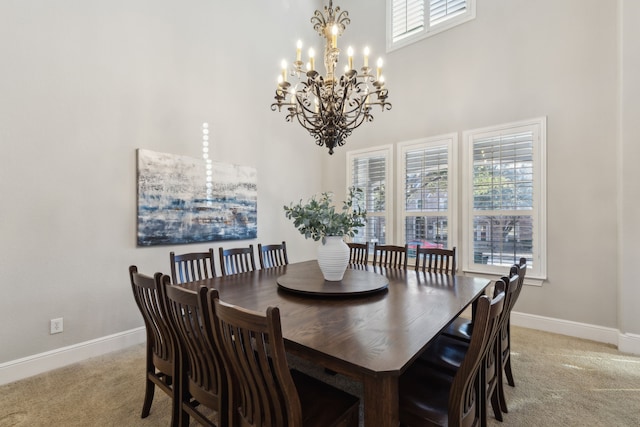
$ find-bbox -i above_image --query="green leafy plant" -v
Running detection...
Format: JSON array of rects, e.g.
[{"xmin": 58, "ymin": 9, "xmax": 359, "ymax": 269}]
[{"xmin": 284, "ymin": 187, "xmax": 367, "ymax": 242}]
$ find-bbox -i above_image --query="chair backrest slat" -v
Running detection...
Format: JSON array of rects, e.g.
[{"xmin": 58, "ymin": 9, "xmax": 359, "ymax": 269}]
[
  {"xmin": 258, "ymin": 242, "xmax": 289, "ymax": 269},
  {"xmin": 372, "ymin": 244, "xmax": 408, "ymax": 269},
  {"xmin": 219, "ymin": 245, "xmax": 256, "ymax": 276},
  {"xmin": 415, "ymin": 247, "xmax": 456, "ymax": 274},
  {"xmin": 347, "ymin": 242, "xmax": 369, "ymax": 266},
  {"xmin": 170, "ymin": 249, "xmax": 217, "ymax": 284}
]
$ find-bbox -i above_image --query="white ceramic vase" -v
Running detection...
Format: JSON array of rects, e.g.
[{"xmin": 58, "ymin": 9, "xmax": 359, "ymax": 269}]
[{"xmin": 317, "ymin": 236, "xmax": 350, "ymax": 281}]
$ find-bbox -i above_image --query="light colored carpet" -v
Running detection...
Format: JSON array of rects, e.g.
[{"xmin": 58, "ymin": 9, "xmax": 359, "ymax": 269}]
[{"xmin": 1, "ymin": 326, "xmax": 639, "ymax": 426}]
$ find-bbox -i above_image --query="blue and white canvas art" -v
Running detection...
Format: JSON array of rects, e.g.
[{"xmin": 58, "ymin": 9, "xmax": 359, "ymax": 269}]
[{"xmin": 137, "ymin": 149, "xmax": 257, "ymax": 246}]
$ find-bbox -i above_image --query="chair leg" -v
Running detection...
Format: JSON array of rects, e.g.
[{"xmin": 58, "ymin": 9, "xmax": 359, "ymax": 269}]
[
  {"xmin": 496, "ymin": 339, "xmax": 509, "ymax": 414},
  {"xmin": 490, "ymin": 388, "xmax": 503, "ymax": 422},
  {"xmin": 497, "ymin": 366, "xmax": 509, "ymax": 414},
  {"xmin": 504, "ymin": 322, "xmax": 515, "ymax": 387},
  {"xmin": 504, "ymin": 354, "xmax": 515, "ymax": 387},
  {"xmin": 170, "ymin": 379, "xmax": 180, "ymax": 427},
  {"xmin": 141, "ymin": 375, "xmax": 155, "ymax": 418}
]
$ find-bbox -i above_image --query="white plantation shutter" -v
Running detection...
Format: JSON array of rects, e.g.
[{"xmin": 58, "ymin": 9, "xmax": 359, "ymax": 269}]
[
  {"xmin": 347, "ymin": 147, "xmax": 393, "ymax": 247},
  {"xmin": 392, "ymin": 0, "xmax": 425, "ymax": 41},
  {"xmin": 463, "ymin": 118, "xmax": 546, "ymax": 279},
  {"xmin": 400, "ymin": 136, "xmax": 456, "ymax": 253},
  {"xmin": 388, "ymin": 0, "xmax": 474, "ymax": 49},
  {"xmin": 430, "ymin": 0, "xmax": 467, "ymax": 25}
]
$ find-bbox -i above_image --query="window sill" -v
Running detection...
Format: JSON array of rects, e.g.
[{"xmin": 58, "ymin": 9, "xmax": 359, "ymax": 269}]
[{"xmin": 461, "ymin": 269, "xmax": 545, "ymax": 287}]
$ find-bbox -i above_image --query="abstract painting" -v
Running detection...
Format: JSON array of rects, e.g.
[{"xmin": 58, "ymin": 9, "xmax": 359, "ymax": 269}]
[{"xmin": 136, "ymin": 149, "xmax": 257, "ymax": 246}]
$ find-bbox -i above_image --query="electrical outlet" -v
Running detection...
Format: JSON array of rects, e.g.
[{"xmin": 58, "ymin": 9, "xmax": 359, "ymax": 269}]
[{"xmin": 50, "ymin": 318, "xmax": 63, "ymax": 334}]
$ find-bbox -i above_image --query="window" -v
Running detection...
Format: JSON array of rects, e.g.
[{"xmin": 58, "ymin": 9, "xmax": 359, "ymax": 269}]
[
  {"xmin": 347, "ymin": 146, "xmax": 393, "ymax": 249},
  {"xmin": 462, "ymin": 118, "xmax": 547, "ymax": 279},
  {"xmin": 387, "ymin": 0, "xmax": 476, "ymax": 51},
  {"xmin": 398, "ymin": 135, "xmax": 457, "ymax": 258},
  {"xmin": 346, "ymin": 118, "xmax": 546, "ymax": 283}
]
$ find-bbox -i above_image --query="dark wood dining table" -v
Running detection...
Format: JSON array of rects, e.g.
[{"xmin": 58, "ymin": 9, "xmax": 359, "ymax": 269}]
[{"xmin": 181, "ymin": 260, "xmax": 490, "ymax": 427}]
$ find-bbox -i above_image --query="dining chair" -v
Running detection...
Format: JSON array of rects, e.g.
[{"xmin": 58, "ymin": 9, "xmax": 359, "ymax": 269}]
[
  {"xmin": 170, "ymin": 249, "xmax": 217, "ymax": 284},
  {"xmin": 499, "ymin": 258, "xmax": 528, "ymax": 405},
  {"xmin": 417, "ymin": 275, "xmax": 517, "ymax": 425},
  {"xmin": 257, "ymin": 241, "xmax": 289, "ymax": 269},
  {"xmin": 440, "ymin": 258, "xmax": 527, "ymax": 416},
  {"xmin": 415, "ymin": 246, "xmax": 456, "ymax": 274},
  {"xmin": 209, "ymin": 293, "xmax": 360, "ymax": 427},
  {"xmin": 399, "ymin": 290, "xmax": 506, "ymax": 427},
  {"xmin": 219, "ymin": 244, "xmax": 256, "ymax": 276},
  {"xmin": 128, "ymin": 266, "xmax": 179, "ymax": 427},
  {"xmin": 372, "ymin": 243, "xmax": 408, "ymax": 269},
  {"xmin": 347, "ymin": 242, "xmax": 369, "ymax": 266},
  {"xmin": 162, "ymin": 280, "xmax": 228, "ymax": 427}
]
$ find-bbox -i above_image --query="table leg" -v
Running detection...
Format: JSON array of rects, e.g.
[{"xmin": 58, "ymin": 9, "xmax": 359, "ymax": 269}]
[{"xmin": 363, "ymin": 374, "xmax": 399, "ymax": 427}]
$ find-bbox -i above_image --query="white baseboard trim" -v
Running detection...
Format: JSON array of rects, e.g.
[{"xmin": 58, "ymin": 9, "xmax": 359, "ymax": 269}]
[
  {"xmin": 0, "ymin": 327, "xmax": 146, "ymax": 386},
  {"xmin": 511, "ymin": 311, "xmax": 620, "ymax": 346},
  {"xmin": 618, "ymin": 332, "xmax": 640, "ymax": 355}
]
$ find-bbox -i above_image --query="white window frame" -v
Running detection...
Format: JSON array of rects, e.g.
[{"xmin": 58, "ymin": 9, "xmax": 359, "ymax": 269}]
[
  {"xmin": 387, "ymin": 0, "xmax": 476, "ymax": 52},
  {"xmin": 346, "ymin": 145, "xmax": 394, "ymax": 247},
  {"xmin": 461, "ymin": 117, "xmax": 547, "ymax": 282},
  {"xmin": 397, "ymin": 134, "xmax": 458, "ymax": 256}
]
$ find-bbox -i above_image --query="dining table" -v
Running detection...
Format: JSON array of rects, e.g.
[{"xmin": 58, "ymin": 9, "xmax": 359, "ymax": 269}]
[{"xmin": 181, "ymin": 260, "xmax": 491, "ymax": 427}]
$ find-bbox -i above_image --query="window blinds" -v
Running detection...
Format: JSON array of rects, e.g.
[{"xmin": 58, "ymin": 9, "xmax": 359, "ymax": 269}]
[
  {"xmin": 350, "ymin": 154, "xmax": 388, "ymax": 245},
  {"xmin": 392, "ymin": 0, "xmax": 468, "ymax": 42},
  {"xmin": 351, "ymin": 155, "xmax": 387, "ymax": 213},
  {"xmin": 430, "ymin": 0, "xmax": 467, "ymax": 25},
  {"xmin": 472, "ymin": 131, "xmax": 534, "ymax": 211},
  {"xmin": 392, "ymin": 0, "xmax": 425, "ymax": 41},
  {"xmin": 404, "ymin": 145, "xmax": 449, "ymax": 212}
]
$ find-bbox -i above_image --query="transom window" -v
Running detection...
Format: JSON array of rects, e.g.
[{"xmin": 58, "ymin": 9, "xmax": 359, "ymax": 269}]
[{"xmin": 387, "ymin": 0, "xmax": 476, "ymax": 51}]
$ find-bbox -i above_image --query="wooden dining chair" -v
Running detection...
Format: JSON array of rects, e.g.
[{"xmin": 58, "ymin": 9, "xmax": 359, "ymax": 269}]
[
  {"xmin": 257, "ymin": 241, "xmax": 289, "ymax": 269},
  {"xmin": 399, "ymin": 290, "xmax": 505, "ymax": 427},
  {"xmin": 417, "ymin": 275, "xmax": 517, "ymax": 425},
  {"xmin": 219, "ymin": 245, "xmax": 256, "ymax": 276},
  {"xmin": 162, "ymin": 280, "xmax": 228, "ymax": 427},
  {"xmin": 415, "ymin": 246, "xmax": 456, "ymax": 274},
  {"xmin": 347, "ymin": 242, "xmax": 369, "ymax": 266},
  {"xmin": 372, "ymin": 243, "xmax": 408, "ymax": 269},
  {"xmin": 170, "ymin": 249, "xmax": 217, "ymax": 284},
  {"xmin": 499, "ymin": 258, "xmax": 527, "ymax": 407},
  {"xmin": 209, "ymin": 294, "xmax": 360, "ymax": 427},
  {"xmin": 128, "ymin": 266, "xmax": 179, "ymax": 427},
  {"xmin": 440, "ymin": 258, "xmax": 527, "ymax": 416}
]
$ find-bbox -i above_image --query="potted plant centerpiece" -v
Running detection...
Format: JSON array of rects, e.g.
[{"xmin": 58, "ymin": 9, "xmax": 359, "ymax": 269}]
[{"xmin": 284, "ymin": 187, "xmax": 366, "ymax": 281}]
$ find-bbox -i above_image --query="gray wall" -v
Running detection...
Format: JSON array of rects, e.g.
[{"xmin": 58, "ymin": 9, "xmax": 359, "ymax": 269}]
[
  {"xmin": 0, "ymin": 0, "xmax": 323, "ymax": 363},
  {"xmin": 323, "ymin": 0, "xmax": 639, "ymax": 336}
]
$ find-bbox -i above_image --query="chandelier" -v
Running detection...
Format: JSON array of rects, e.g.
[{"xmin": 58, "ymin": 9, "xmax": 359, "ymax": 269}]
[{"xmin": 271, "ymin": 1, "xmax": 392, "ymax": 155}]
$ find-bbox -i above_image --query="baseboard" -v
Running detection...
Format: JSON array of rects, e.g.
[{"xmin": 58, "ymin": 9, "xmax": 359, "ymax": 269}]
[
  {"xmin": 511, "ymin": 311, "xmax": 619, "ymax": 346},
  {"xmin": 618, "ymin": 332, "xmax": 640, "ymax": 355},
  {"xmin": 0, "ymin": 327, "xmax": 146, "ymax": 386}
]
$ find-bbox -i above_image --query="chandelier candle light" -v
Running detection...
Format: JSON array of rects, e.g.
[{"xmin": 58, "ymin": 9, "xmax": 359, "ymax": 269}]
[{"xmin": 271, "ymin": 1, "xmax": 391, "ymax": 155}]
